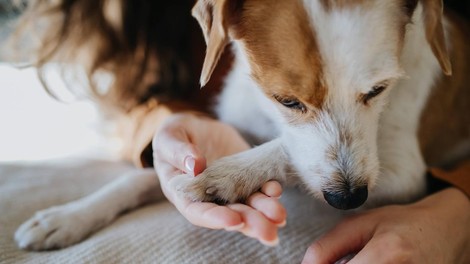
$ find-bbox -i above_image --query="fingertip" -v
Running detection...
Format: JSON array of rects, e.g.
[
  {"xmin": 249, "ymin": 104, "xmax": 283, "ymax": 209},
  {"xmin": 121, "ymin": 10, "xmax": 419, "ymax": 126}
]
[
  {"xmin": 302, "ymin": 243, "xmax": 324, "ymax": 264},
  {"xmin": 185, "ymin": 203, "xmax": 243, "ymax": 229},
  {"xmin": 228, "ymin": 203, "xmax": 279, "ymax": 243},
  {"xmin": 260, "ymin": 236, "xmax": 280, "ymax": 247},
  {"xmin": 276, "ymin": 219, "xmax": 286, "ymax": 227},
  {"xmin": 261, "ymin": 181, "xmax": 283, "ymax": 198},
  {"xmin": 193, "ymin": 156, "xmax": 207, "ymax": 176},
  {"xmin": 302, "ymin": 251, "xmax": 315, "ymax": 264},
  {"xmin": 184, "ymin": 156, "xmax": 196, "ymax": 174},
  {"xmin": 258, "ymin": 229, "xmax": 279, "ymax": 246},
  {"xmin": 247, "ymin": 193, "xmax": 287, "ymax": 224},
  {"xmin": 225, "ymin": 222, "xmax": 245, "ymax": 231},
  {"xmin": 183, "ymin": 148, "xmax": 206, "ymax": 175}
]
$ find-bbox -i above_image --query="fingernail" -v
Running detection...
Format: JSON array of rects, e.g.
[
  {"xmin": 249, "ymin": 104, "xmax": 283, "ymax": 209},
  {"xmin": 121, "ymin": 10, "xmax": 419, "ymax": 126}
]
[
  {"xmin": 260, "ymin": 236, "xmax": 279, "ymax": 247},
  {"xmin": 225, "ymin": 222, "xmax": 245, "ymax": 231},
  {"xmin": 334, "ymin": 253, "xmax": 357, "ymax": 264},
  {"xmin": 184, "ymin": 156, "xmax": 195, "ymax": 174},
  {"xmin": 276, "ymin": 220, "xmax": 286, "ymax": 227}
]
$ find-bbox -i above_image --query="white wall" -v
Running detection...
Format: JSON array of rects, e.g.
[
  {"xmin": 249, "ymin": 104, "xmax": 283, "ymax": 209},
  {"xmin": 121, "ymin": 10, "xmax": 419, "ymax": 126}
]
[{"xmin": 0, "ymin": 64, "xmax": 122, "ymax": 162}]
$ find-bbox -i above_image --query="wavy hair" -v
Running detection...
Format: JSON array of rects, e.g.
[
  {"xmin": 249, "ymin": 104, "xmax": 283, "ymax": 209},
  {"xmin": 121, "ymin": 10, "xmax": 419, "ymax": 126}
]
[{"xmin": 13, "ymin": 0, "xmax": 199, "ymax": 112}]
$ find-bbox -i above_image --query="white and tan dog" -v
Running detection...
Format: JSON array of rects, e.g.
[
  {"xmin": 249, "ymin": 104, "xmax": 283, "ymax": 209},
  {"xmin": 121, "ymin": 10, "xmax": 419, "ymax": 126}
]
[
  {"xmin": 15, "ymin": 0, "xmax": 470, "ymax": 250},
  {"xmin": 172, "ymin": 0, "xmax": 469, "ymax": 209}
]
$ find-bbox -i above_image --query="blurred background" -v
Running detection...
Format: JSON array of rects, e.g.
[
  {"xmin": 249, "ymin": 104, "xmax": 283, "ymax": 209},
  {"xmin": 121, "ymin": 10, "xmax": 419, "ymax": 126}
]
[
  {"xmin": 0, "ymin": 64, "xmax": 122, "ymax": 162},
  {"xmin": 0, "ymin": 1, "xmax": 122, "ymax": 162}
]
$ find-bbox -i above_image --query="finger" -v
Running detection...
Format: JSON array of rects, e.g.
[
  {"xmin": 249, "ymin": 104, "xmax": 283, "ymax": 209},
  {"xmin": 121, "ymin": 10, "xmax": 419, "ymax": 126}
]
[
  {"xmin": 260, "ymin": 181, "xmax": 283, "ymax": 198},
  {"xmin": 302, "ymin": 216, "xmax": 375, "ymax": 264},
  {"xmin": 228, "ymin": 203, "xmax": 279, "ymax": 246},
  {"xmin": 153, "ymin": 130, "xmax": 207, "ymax": 175},
  {"xmin": 347, "ymin": 234, "xmax": 396, "ymax": 264},
  {"xmin": 157, "ymin": 172, "xmax": 244, "ymax": 230},
  {"xmin": 181, "ymin": 201, "xmax": 244, "ymax": 230},
  {"xmin": 246, "ymin": 192, "xmax": 286, "ymax": 226},
  {"xmin": 155, "ymin": 169, "xmax": 245, "ymax": 231}
]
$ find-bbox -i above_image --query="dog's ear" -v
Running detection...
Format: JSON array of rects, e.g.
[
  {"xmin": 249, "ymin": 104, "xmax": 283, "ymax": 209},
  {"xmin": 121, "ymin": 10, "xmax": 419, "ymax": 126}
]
[
  {"xmin": 421, "ymin": 0, "xmax": 452, "ymax": 75},
  {"xmin": 193, "ymin": 0, "xmax": 238, "ymax": 86}
]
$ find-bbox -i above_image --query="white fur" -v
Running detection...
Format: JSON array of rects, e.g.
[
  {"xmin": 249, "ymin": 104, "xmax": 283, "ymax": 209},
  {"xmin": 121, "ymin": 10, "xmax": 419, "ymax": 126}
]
[
  {"xmin": 15, "ymin": 169, "xmax": 162, "ymax": 250},
  {"xmin": 372, "ymin": 4, "xmax": 443, "ymax": 203},
  {"xmin": 197, "ymin": 1, "xmax": 441, "ymax": 206}
]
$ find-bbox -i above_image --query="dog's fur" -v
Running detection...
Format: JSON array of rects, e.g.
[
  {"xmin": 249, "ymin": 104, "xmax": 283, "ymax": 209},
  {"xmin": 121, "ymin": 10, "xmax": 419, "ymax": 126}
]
[
  {"xmin": 15, "ymin": 0, "xmax": 470, "ymax": 250},
  {"xmin": 170, "ymin": 0, "xmax": 469, "ymax": 208}
]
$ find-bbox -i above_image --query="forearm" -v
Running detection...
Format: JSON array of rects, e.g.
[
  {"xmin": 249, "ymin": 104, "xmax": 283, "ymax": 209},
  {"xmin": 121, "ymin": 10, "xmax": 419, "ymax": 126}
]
[
  {"xmin": 441, "ymin": 188, "xmax": 470, "ymax": 264},
  {"xmin": 416, "ymin": 188, "xmax": 470, "ymax": 264}
]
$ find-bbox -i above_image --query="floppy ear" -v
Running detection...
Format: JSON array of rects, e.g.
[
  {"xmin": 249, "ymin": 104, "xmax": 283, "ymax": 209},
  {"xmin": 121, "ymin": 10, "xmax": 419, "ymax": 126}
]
[
  {"xmin": 192, "ymin": 0, "xmax": 232, "ymax": 87},
  {"xmin": 421, "ymin": 0, "xmax": 452, "ymax": 75}
]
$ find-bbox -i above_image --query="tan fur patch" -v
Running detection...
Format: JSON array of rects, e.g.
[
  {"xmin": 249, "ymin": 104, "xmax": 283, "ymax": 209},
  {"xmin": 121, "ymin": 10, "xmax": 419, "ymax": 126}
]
[
  {"xmin": 232, "ymin": 0, "xmax": 327, "ymax": 112},
  {"xmin": 339, "ymin": 129, "xmax": 353, "ymax": 147},
  {"xmin": 326, "ymin": 145, "xmax": 339, "ymax": 161}
]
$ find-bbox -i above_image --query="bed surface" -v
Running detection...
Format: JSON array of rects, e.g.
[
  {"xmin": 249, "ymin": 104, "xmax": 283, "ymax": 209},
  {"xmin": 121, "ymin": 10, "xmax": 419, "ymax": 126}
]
[{"xmin": 0, "ymin": 158, "xmax": 343, "ymax": 264}]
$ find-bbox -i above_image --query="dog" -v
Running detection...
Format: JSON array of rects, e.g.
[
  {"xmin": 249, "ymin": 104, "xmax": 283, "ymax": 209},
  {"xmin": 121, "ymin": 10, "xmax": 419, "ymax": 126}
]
[
  {"xmin": 15, "ymin": 0, "xmax": 469, "ymax": 250},
  {"xmin": 170, "ymin": 0, "xmax": 470, "ymax": 209}
]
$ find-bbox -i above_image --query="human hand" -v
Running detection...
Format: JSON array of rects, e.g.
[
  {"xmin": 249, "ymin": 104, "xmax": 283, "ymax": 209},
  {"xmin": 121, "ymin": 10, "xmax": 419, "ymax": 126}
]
[
  {"xmin": 303, "ymin": 188, "xmax": 470, "ymax": 264},
  {"xmin": 153, "ymin": 113, "xmax": 286, "ymax": 245}
]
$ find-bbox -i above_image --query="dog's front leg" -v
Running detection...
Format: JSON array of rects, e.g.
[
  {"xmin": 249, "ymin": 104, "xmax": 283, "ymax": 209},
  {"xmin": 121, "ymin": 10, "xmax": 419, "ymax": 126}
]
[
  {"xmin": 170, "ymin": 138, "xmax": 289, "ymax": 204},
  {"xmin": 15, "ymin": 169, "xmax": 162, "ymax": 251}
]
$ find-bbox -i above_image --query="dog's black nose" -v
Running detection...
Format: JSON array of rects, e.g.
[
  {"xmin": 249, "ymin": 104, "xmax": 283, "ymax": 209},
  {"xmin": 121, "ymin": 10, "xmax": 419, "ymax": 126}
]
[{"xmin": 323, "ymin": 185, "xmax": 368, "ymax": 210}]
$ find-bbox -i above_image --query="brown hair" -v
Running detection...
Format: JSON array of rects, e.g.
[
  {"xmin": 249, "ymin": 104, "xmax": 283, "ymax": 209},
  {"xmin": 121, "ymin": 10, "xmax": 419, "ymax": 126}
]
[{"xmin": 13, "ymin": 0, "xmax": 199, "ymax": 112}]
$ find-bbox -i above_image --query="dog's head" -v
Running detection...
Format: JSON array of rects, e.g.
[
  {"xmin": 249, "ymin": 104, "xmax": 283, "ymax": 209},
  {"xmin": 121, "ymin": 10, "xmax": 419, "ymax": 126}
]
[{"xmin": 193, "ymin": 0, "xmax": 451, "ymax": 209}]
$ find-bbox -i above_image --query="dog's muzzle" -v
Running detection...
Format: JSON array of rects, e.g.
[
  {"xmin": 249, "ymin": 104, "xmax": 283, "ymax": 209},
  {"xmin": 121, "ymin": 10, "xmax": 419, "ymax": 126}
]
[{"xmin": 323, "ymin": 185, "xmax": 368, "ymax": 210}]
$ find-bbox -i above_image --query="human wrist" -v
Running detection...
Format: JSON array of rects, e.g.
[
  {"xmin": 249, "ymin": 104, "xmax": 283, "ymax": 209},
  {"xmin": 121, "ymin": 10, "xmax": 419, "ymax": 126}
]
[
  {"xmin": 447, "ymin": 188, "xmax": 470, "ymax": 264},
  {"xmin": 425, "ymin": 188, "xmax": 470, "ymax": 264}
]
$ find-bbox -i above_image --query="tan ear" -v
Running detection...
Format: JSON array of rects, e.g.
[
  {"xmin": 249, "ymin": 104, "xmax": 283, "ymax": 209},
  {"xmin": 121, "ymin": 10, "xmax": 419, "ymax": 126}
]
[
  {"xmin": 192, "ymin": 0, "xmax": 231, "ymax": 87},
  {"xmin": 421, "ymin": 0, "xmax": 452, "ymax": 75}
]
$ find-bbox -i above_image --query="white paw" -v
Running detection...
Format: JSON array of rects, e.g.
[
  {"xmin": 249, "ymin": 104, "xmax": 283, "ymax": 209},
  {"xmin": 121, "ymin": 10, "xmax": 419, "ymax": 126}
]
[
  {"xmin": 170, "ymin": 158, "xmax": 268, "ymax": 204},
  {"xmin": 15, "ymin": 205, "xmax": 94, "ymax": 250}
]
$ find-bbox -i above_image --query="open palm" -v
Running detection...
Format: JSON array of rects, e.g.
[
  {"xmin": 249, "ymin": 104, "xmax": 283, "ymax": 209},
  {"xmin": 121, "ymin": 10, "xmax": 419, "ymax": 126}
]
[{"xmin": 152, "ymin": 113, "xmax": 286, "ymax": 245}]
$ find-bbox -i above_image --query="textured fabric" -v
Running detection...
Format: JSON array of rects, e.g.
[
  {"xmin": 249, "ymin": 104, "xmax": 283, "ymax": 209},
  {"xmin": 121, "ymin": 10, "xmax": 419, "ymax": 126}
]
[{"xmin": 0, "ymin": 159, "xmax": 344, "ymax": 264}]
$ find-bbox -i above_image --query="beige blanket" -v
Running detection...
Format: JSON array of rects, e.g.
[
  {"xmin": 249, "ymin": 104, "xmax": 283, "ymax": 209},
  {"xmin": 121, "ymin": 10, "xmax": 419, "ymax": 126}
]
[{"xmin": 0, "ymin": 159, "xmax": 343, "ymax": 264}]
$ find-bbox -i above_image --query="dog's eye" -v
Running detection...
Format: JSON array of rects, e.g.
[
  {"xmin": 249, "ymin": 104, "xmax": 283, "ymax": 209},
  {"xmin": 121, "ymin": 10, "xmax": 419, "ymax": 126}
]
[
  {"xmin": 274, "ymin": 96, "xmax": 307, "ymax": 113},
  {"xmin": 361, "ymin": 85, "xmax": 387, "ymax": 105}
]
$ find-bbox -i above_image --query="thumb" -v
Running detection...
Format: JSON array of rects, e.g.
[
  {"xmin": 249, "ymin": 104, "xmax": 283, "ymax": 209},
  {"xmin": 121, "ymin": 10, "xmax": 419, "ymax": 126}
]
[
  {"xmin": 183, "ymin": 153, "xmax": 207, "ymax": 176},
  {"xmin": 153, "ymin": 130, "xmax": 207, "ymax": 176},
  {"xmin": 302, "ymin": 216, "xmax": 374, "ymax": 264}
]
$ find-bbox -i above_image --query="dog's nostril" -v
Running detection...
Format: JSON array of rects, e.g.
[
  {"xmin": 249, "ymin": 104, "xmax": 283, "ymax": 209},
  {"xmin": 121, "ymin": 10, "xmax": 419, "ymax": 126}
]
[{"xmin": 323, "ymin": 185, "xmax": 368, "ymax": 210}]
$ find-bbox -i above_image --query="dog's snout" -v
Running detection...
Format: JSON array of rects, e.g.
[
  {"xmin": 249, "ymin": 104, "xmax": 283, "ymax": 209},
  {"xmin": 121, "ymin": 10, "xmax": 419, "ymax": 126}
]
[{"xmin": 323, "ymin": 185, "xmax": 368, "ymax": 210}]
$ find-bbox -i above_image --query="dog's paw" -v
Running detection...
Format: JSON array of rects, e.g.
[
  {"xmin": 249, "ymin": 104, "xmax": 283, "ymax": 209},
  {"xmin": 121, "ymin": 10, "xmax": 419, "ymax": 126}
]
[
  {"xmin": 170, "ymin": 161, "xmax": 266, "ymax": 204},
  {"xmin": 15, "ymin": 205, "xmax": 95, "ymax": 250}
]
